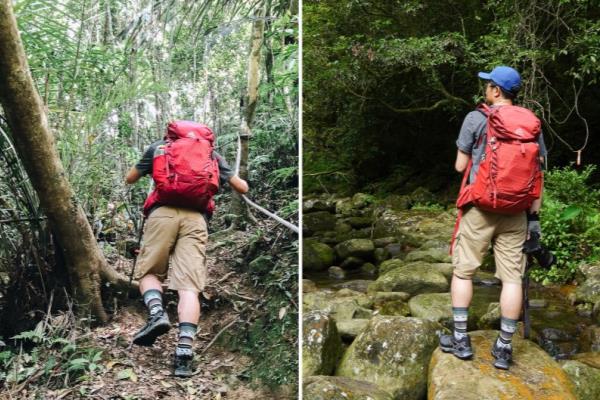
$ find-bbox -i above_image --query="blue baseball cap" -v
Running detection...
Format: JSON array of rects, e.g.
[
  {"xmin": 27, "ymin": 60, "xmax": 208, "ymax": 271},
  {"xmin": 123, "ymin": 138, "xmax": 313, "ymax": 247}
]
[{"xmin": 478, "ymin": 66, "xmax": 521, "ymax": 94}]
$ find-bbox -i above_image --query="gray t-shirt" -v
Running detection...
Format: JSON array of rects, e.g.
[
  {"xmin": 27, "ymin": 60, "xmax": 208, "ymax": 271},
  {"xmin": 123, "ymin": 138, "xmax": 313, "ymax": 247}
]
[
  {"xmin": 135, "ymin": 139, "xmax": 235, "ymax": 186},
  {"xmin": 456, "ymin": 108, "xmax": 548, "ymax": 183}
]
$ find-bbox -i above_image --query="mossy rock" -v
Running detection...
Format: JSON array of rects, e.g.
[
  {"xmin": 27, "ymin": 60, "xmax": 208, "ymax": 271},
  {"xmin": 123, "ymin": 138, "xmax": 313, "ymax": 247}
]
[
  {"xmin": 302, "ymin": 311, "xmax": 343, "ymax": 378},
  {"xmin": 304, "ymin": 240, "xmax": 335, "ymax": 271},
  {"xmin": 376, "ymin": 299, "xmax": 411, "ymax": 317},
  {"xmin": 336, "ymin": 319, "xmax": 370, "ymax": 341},
  {"xmin": 378, "ymin": 259, "xmax": 406, "ymax": 275},
  {"xmin": 304, "ymin": 211, "xmax": 336, "ymax": 235},
  {"xmin": 561, "ymin": 360, "xmax": 600, "ymax": 400},
  {"xmin": 303, "ymin": 290, "xmax": 373, "ymax": 322},
  {"xmin": 335, "ymin": 239, "xmax": 375, "ymax": 260},
  {"xmin": 303, "ymin": 198, "xmax": 336, "ymax": 213},
  {"xmin": 368, "ymin": 261, "xmax": 449, "ymax": 296},
  {"xmin": 336, "ymin": 316, "xmax": 442, "ymax": 400},
  {"xmin": 405, "ymin": 248, "xmax": 451, "ymax": 263},
  {"xmin": 303, "ymin": 279, "xmax": 317, "ymax": 293},
  {"xmin": 478, "ymin": 302, "xmax": 500, "ymax": 330},
  {"xmin": 429, "ymin": 330, "xmax": 577, "ymax": 400},
  {"xmin": 408, "ymin": 293, "xmax": 452, "ymax": 327},
  {"xmin": 340, "ymin": 256, "xmax": 365, "ymax": 270},
  {"xmin": 374, "ymin": 248, "xmax": 391, "ymax": 264},
  {"xmin": 346, "ymin": 216, "xmax": 373, "ymax": 229},
  {"xmin": 303, "ymin": 376, "xmax": 393, "ymax": 400},
  {"xmin": 575, "ymin": 277, "xmax": 600, "ymax": 304}
]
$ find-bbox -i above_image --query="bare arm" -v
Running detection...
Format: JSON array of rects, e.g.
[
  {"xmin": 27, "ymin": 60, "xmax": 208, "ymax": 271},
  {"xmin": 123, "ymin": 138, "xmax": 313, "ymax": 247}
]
[
  {"xmin": 229, "ymin": 175, "xmax": 249, "ymax": 194},
  {"xmin": 455, "ymin": 149, "xmax": 471, "ymax": 173},
  {"xmin": 125, "ymin": 166, "xmax": 142, "ymax": 184}
]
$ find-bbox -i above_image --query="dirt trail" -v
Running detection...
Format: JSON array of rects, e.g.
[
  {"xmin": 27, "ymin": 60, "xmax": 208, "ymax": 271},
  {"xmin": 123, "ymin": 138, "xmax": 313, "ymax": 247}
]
[{"xmin": 5, "ymin": 230, "xmax": 289, "ymax": 400}]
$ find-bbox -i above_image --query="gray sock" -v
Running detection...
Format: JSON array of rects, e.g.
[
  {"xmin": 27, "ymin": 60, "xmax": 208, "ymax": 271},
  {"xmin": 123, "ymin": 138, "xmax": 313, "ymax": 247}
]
[
  {"xmin": 452, "ymin": 307, "xmax": 468, "ymax": 340},
  {"xmin": 177, "ymin": 322, "xmax": 197, "ymax": 353},
  {"xmin": 143, "ymin": 289, "xmax": 163, "ymax": 316},
  {"xmin": 497, "ymin": 317, "xmax": 518, "ymax": 348}
]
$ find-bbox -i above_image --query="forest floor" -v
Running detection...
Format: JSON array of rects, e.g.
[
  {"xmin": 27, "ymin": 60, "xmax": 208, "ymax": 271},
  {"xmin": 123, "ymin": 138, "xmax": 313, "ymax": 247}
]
[{"xmin": 1, "ymin": 229, "xmax": 292, "ymax": 400}]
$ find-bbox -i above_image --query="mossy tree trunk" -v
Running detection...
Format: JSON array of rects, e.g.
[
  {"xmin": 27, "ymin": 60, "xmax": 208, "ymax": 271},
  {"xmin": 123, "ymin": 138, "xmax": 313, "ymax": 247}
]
[{"xmin": 0, "ymin": 0, "xmax": 128, "ymax": 324}]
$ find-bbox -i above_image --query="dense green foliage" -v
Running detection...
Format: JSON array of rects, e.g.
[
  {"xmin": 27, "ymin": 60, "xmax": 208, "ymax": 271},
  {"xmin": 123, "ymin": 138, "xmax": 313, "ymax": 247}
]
[
  {"xmin": 304, "ymin": 0, "xmax": 600, "ymax": 194},
  {"xmin": 531, "ymin": 166, "xmax": 600, "ymax": 283}
]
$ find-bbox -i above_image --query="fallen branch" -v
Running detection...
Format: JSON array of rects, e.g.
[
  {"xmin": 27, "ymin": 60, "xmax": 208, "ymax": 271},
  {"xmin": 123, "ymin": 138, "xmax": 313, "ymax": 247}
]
[{"xmin": 201, "ymin": 316, "xmax": 240, "ymax": 353}]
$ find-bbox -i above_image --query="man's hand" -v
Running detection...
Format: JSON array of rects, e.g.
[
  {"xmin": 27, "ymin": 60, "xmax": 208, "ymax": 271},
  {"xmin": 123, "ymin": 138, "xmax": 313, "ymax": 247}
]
[
  {"xmin": 125, "ymin": 167, "xmax": 142, "ymax": 184},
  {"xmin": 229, "ymin": 175, "xmax": 249, "ymax": 194}
]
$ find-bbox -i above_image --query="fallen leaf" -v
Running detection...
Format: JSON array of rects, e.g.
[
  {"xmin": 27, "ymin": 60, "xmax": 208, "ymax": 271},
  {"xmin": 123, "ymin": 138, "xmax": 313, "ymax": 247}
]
[
  {"xmin": 116, "ymin": 368, "xmax": 138, "ymax": 382},
  {"xmin": 159, "ymin": 380, "xmax": 173, "ymax": 388},
  {"xmin": 278, "ymin": 307, "xmax": 287, "ymax": 320}
]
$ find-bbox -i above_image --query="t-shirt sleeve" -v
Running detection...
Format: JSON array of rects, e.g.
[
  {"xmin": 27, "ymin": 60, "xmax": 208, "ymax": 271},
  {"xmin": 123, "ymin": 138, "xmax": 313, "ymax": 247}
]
[
  {"xmin": 456, "ymin": 111, "xmax": 481, "ymax": 154},
  {"xmin": 537, "ymin": 131, "xmax": 548, "ymax": 158},
  {"xmin": 135, "ymin": 142, "xmax": 160, "ymax": 176},
  {"xmin": 214, "ymin": 151, "xmax": 235, "ymax": 186}
]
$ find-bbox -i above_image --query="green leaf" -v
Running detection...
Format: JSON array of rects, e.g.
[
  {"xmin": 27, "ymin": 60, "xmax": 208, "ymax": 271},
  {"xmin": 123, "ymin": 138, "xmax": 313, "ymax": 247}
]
[
  {"xmin": 116, "ymin": 368, "xmax": 138, "ymax": 382},
  {"xmin": 560, "ymin": 205, "xmax": 582, "ymax": 221}
]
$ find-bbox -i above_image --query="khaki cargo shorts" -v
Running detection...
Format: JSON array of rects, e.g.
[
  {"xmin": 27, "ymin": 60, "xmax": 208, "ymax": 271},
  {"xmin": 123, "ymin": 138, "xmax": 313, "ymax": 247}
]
[
  {"xmin": 134, "ymin": 206, "xmax": 208, "ymax": 292},
  {"xmin": 452, "ymin": 206, "xmax": 527, "ymax": 284}
]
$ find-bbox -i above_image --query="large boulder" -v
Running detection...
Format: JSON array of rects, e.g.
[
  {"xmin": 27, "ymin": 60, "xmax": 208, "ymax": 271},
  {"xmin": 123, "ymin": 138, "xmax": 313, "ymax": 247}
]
[
  {"xmin": 405, "ymin": 248, "xmax": 451, "ymax": 263},
  {"xmin": 561, "ymin": 359, "xmax": 600, "ymax": 400},
  {"xmin": 335, "ymin": 239, "xmax": 375, "ymax": 260},
  {"xmin": 478, "ymin": 302, "xmax": 501, "ymax": 330},
  {"xmin": 303, "ymin": 376, "xmax": 393, "ymax": 400},
  {"xmin": 304, "ymin": 211, "xmax": 336, "ymax": 235},
  {"xmin": 336, "ymin": 316, "xmax": 443, "ymax": 400},
  {"xmin": 574, "ymin": 277, "xmax": 600, "ymax": 304},
  {"xmin": 368, "ymin": 261, "xmax": 449, "ymax": 296},
  {"xmin": 304, "ymin": 240, "xmax": 336, "ymax": 271},
  {"xmin": 336, "ymin": 319, "xmax": 370, "ymax": 341},
  {"xmin": 408, "ymin": 293, "xmax": 452, "ymax": 328},
  {"xmin": 302, "ymin": 311, "xmax": 343, "ymax": 378},
  {"xmin": 428, "ymin": 330, "xmax": 576, "ymax": 400},
  {"xmin": 303, "ymin": 290, "xmax": 373, "ymax": 321},
  {"xmin": 379, "ymin": 259, "xmax": 405, "ymax": 275}
]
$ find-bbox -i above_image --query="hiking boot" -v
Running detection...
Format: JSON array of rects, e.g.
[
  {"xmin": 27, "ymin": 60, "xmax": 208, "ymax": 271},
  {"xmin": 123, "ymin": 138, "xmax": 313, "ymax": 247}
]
[
  {"xmin": 491, "ymin": 339, "xmax": 513, "ymax": 370},
  {"xmin": 133, "ymin": 311, "xmax": 171, "ymax": 347},
  {"xmin": 439, "ymin": 334, "xmax": 473, "ymax": 359},
  {"xmin": 173, "ymin": 349, "xmax": 194, "ymax": 378}
]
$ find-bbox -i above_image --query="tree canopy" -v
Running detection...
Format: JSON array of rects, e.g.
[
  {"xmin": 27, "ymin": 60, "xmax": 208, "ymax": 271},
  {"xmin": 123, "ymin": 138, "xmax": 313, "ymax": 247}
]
[{"xmin": 304, "ymin": 0, "xmax": 600, "ymax": 195}]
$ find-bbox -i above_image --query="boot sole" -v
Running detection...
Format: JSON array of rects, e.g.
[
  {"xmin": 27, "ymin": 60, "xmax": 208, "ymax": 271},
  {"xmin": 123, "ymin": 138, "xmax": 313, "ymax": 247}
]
[
  {"xmin": 491, "ymin": 350, "xmax": 511, "ymax": 370},
  {"xmin": 440, "ymin": 345, "xmax": 473, "ymax": 359},
  {"xmin": 174, "ymin": 368, "xmax": 193, "ymax": 378},
  {"xmin": 133, "ymin": 321, "xmax": 171, "ymax": 347}
]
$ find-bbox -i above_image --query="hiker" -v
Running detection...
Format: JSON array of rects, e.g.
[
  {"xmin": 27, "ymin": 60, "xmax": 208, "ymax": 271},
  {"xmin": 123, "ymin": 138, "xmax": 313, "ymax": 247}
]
[
  {"xmin": 125, "ymin": 120, "xmax": 248, "ymax": 377},
  {"xmin": 439, "ymin": 66, "xmax": 547, "ymax": 370}
]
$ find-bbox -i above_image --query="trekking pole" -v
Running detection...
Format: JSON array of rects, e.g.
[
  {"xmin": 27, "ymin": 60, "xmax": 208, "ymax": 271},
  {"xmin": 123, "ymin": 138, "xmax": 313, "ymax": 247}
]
[
  {"xmin": 522, "ymin": 254, "xmax": 532, "ymax": 339},
  {"xmin": 128, "ymin": 215, "xmax": 146, "ymax": 287}
]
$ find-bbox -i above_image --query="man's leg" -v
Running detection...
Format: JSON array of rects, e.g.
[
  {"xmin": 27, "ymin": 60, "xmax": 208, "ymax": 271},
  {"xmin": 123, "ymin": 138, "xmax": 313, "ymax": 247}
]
[
  {"xmin": 441, "ymin": 208, "xmax": 494, "ymax": 358},
  {"xmin": 175, "ymin": 290, "xmax": 200, "ymax": 375},
  {"xmin": 451, "ymin": 274, "xmax": 473, "ymax": 341},
  {"xmin": 169, "ymin": 210, "xmax": 208, "ymax": 377},
  {"xmin": 491, "ymin": 212, "xmax": 527, "ymax": 369},
  {"xmin": 132, "ymin": 207, "xmax": 178, "ymax": 346}
]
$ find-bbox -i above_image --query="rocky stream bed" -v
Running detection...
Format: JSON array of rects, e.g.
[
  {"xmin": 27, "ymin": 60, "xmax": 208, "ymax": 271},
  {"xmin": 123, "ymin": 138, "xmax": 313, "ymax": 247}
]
[{"xmin": 302, "ymin": 193, "xmax": 600, "ymax": 400}]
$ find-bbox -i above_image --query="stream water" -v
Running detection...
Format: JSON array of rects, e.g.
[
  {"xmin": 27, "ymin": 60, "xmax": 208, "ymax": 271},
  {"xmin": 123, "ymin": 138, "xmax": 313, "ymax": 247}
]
[{"xmin": 306, "ymin": 270, "xmax": 593, "ymax": 360}]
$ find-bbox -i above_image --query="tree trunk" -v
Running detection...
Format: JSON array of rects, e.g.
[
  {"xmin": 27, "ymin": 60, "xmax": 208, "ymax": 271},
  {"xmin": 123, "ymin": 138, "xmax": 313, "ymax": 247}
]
[
  {"xmin": 0, "ymin": 0, "xmax": 129, "ymax": 324},
  {"xmin": 231, "ymin": 3, "xmax": 266, "ymax": 223}
]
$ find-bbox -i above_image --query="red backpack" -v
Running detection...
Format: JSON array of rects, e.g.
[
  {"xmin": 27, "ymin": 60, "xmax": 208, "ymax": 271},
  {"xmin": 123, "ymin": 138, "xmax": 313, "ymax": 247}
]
[
  {"xmin": 143, "ymin": 121, "xmax": 220, "ymax": 216},
  {"xmin": 450, "ymin": 104, "xmax": 543, "ymax": 252}
]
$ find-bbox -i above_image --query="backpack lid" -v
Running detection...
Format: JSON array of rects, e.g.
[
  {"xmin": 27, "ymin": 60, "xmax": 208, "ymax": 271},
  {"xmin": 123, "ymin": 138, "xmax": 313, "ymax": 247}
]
[{"xmin": 165, "ymin": 120, "xmax": 215, "ymax": 143}]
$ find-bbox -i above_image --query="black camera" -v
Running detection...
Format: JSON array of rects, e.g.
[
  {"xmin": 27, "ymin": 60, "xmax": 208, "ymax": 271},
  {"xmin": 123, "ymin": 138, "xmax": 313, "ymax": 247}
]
[{"xmin": 523, "ymin": 231, "xmax": 556, "ymax": 269}]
